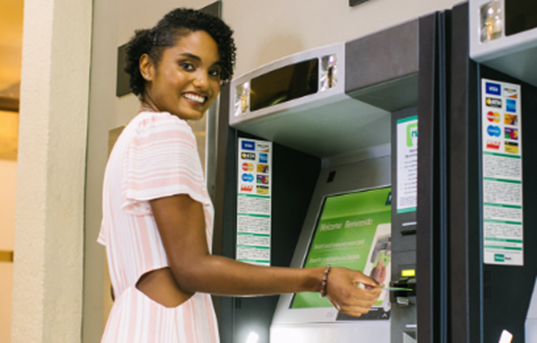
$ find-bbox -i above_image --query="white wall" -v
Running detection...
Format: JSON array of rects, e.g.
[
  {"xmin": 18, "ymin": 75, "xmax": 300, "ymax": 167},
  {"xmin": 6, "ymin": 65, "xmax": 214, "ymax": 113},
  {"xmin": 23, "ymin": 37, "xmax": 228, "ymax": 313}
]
[{"xmin": 223, "ymin": 0, "xmax": 462, "ymax": 77}]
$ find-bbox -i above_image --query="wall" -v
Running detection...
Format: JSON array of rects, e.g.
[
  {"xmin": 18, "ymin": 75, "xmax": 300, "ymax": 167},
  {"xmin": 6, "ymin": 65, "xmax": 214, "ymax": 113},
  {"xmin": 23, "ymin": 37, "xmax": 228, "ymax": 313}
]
[
  {"xmin": 224, "ymin": 0, "xmax": 461, "ymax": 77},
  {"xmin": 0, "ymin": 160, "xmax": 16, "ymax": 343},
  {"xmin": 10, "ymin": 0, "xmax": 92, "ymax": 342}
]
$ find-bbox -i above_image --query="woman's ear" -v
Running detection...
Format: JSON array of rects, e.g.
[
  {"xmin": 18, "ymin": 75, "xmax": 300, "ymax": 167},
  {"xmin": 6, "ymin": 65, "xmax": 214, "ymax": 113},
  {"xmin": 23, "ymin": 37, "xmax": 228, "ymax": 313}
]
[{"xmin": 139, "ymin": 53, "xmax": 153, "ymax": 81}]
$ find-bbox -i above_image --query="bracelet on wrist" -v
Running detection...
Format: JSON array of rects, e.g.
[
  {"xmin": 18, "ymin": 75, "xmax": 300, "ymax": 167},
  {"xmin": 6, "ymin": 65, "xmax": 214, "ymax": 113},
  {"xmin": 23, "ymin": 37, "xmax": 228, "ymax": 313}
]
[{"xmin": 320, "ymin": 264, "xmax": 331, "ymax": 298}]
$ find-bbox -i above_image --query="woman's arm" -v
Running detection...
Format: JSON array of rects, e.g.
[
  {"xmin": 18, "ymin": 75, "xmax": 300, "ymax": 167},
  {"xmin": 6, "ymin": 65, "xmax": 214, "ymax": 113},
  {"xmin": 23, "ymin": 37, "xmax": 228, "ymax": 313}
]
[{"xmin": 150, "ymin": 194, "xmax": 382, "ymax": 317}]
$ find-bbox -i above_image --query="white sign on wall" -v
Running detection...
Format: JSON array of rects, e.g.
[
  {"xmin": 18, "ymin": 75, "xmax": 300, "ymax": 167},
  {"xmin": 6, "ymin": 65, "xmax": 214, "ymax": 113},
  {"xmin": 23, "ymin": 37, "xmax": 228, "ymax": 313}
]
[
  {"xmin": 236, "ymin": 138, "xmax": 272, "ymax": 266},
  {"xmin": 481, "ymin": 79, "xmax": 523, "ymax": 266}
]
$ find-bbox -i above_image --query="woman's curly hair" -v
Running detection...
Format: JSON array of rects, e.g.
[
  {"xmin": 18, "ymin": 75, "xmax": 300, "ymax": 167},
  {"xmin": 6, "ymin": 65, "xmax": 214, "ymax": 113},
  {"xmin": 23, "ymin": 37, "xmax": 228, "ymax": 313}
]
[{"xmin": 124, "ymin": 8, "xmax": 236, "ymax": 98}]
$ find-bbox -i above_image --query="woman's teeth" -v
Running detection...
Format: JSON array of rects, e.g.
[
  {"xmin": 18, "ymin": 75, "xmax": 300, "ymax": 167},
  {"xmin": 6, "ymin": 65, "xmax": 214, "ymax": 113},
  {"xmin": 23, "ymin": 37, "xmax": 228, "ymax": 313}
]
[{"xmin": 183, "ymin": 93, "xmax": 205, "ymax": 104}]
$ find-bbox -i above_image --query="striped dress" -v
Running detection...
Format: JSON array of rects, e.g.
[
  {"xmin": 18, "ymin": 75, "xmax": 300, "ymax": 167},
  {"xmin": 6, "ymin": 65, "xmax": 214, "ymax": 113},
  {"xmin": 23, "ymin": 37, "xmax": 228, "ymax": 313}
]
[{"xmin": 98, "ymin": 111, "xmax": 219, "ymax": 343}]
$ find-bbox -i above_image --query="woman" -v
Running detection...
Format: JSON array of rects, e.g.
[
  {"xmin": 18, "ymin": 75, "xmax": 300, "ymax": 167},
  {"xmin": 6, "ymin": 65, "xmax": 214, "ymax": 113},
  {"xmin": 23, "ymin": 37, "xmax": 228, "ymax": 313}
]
[{"xmin": 98, "ymin": 8, "xmax": 382, "ymax": 342}]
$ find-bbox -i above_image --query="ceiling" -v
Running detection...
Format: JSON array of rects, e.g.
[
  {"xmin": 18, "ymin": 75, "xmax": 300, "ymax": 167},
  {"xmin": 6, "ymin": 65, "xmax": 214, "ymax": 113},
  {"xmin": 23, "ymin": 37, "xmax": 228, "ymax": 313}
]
[{"xmin": 0, "ymin": 0, "xmax": 23, "ymax": 100}]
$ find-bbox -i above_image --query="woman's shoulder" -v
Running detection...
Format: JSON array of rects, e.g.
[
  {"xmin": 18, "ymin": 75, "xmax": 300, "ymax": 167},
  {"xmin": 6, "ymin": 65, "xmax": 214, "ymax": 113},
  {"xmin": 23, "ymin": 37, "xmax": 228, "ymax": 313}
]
[{"xmin": 132, "ymin": 111, "xmax": 194, "ymax": 136}]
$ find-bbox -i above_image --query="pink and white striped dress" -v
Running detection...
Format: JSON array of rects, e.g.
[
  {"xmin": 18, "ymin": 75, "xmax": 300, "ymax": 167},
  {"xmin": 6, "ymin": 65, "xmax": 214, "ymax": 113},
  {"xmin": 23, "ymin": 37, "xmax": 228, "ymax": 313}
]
[{"xmin": 98, "ymin": 111, "xmax": 219, "ymax": 343}]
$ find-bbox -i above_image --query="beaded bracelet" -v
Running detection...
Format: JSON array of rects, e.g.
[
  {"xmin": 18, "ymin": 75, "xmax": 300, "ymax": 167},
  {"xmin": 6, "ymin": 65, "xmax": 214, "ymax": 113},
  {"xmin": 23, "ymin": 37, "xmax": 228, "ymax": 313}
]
[{"xmin": 320, "ymin": 264, "xmax": 332, "ymax": 298}]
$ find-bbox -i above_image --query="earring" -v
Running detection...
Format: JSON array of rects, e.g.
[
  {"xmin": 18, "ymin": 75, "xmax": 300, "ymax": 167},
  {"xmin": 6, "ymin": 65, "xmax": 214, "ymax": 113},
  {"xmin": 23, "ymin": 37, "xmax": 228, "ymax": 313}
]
[{"xmin": 146, "ymin": 75, "xmax": 150, "ymax": 79}]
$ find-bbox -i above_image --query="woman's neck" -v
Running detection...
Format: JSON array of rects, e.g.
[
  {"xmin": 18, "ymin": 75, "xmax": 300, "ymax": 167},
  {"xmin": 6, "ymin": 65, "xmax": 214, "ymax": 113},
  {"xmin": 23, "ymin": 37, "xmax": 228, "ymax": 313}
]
[{"xmin": 140, "ymin": 100, "xmax": 159, "ymax": 113}]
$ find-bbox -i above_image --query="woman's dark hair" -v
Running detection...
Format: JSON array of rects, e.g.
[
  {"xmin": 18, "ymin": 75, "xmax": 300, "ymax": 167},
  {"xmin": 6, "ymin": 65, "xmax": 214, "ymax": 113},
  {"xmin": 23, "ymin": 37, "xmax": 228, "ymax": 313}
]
[{"xmin": 124, "ymin": 8, "xmax": 236, "ymax": 97}]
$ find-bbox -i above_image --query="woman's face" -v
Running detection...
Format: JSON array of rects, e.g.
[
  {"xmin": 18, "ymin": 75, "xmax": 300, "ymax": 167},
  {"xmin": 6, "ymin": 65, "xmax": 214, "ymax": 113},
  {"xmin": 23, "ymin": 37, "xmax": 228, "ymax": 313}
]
[{"xmin": 142, "ymin": 30, "xmax": 222, "ymax": 121}]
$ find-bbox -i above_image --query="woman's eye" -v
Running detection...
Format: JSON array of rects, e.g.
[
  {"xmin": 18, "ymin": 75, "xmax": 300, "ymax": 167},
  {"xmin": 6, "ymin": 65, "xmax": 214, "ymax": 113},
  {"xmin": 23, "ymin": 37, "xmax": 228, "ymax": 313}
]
[
  {"xmin": 180, "ymin": 63, "xmax": 194, "ymax": 71},
  {"xmin": 209, "ymin": 69, "xmax": 221, "ymax": 78}
]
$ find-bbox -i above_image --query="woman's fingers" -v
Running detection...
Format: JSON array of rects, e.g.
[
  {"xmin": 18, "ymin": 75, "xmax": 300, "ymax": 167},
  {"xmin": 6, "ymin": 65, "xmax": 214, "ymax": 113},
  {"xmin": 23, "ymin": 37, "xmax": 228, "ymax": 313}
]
[
  {"xmin": 353, "ymin": 270, "xmax": 381, "ymax": 288},
  {"xmin": 323, "ymin": 267, "xmax": 384, "ymax": 318}
]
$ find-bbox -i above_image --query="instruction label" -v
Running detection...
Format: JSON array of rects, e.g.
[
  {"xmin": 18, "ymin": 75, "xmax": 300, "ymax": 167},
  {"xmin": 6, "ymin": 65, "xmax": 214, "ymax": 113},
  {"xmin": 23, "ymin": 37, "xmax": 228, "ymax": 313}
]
[
  {"xmin": 397, "ymin": 116, "xmax": 418, "ymax": 213},
  {"xmin": 481, "ymin": 79, "xmax": 523, "ymax": 266},
  {"xmin": 236, "ymin": 139, "xmax": 272, "ymax": 266}
]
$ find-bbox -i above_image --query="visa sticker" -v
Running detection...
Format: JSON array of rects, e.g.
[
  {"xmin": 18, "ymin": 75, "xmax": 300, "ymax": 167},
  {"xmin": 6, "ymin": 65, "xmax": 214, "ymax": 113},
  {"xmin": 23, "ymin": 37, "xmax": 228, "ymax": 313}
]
[
  {"xmin": 241, "ymin": 140, "xmax": 255, "ymax": 151},
  {"xmin": 485, "ymin": 82, "xmax": 501, "ymax": 96}
]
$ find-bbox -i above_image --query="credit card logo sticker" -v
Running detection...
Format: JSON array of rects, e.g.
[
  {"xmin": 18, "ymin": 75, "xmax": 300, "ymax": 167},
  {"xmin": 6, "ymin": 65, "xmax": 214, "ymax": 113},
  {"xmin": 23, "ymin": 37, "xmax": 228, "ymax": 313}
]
[
  {"xmin": 486, "ymin": 82, "xmax": 501, "ymax": 96},
  {"xmin": 242, "ymin": 162, "xmax": 254, "ymax": 172},
  {"xmin": 257, "ymin": 164, "xmax": 269, "ymax": 173},
  {"xmin": 505, "ymin": 127, "xmax": 518, "ymax": 140},
  {"xmin": 240, "ymin": 184, "xmax": 253, "ymax": 192},
  {"xmin": 241, "ymin": 140, "xmax": 256, "ymax": 151},
  {"xmin": 259, "ymin": 153, "xmax": 268, "ymax": 164},
  {"xmin": 485, "ymin": 98, "xmax": 502, "ymax": 108},
  {"xmin": 505, "ymin": 142, "xmax": 519, "ymax": 154},
  {"xmin": 241, "ymin": 152, "xmax": 256, "ymax": 160},
  {"xmin": 487, "ymin": 111, "xmax": 501, "ymax": 122},
  {"xmin": 257, "ymin": 143, "xmax": 270, "ymax": 152},
  {"xmin": 257, "ymin": 175, "xmax": 269, "ymax": 185},
  {"xmin": 505, "ymin": 114, "xmax": 518, "ymax": 126},
  {"xmin": 486, "ymin": 140, "xmax": 501, "ymax": 150},
  {"xmin": 506, "ymin": 99, "xmax": 516, "ymax": 113},
  {"xmin": 487, "ymin": 125, "xmax": 501, "ymax": 137},
  {"xmin": 504, "ymin": 87, "xmax": 518, "ymax": 99},
  {"xmin": 256, "ymin": 185, "xmax": 269, "ymax": 195},
  {"xmin": 241, "ymin": 173, "xmax": 254, "ymax": 182}
]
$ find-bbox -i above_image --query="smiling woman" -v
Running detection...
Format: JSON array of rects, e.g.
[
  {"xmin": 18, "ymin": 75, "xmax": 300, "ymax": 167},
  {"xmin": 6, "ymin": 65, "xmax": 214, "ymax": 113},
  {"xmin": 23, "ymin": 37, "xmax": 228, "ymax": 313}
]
[{"xmin": 98, "ymin": 8, "xmax": 381, "ymax": 343}]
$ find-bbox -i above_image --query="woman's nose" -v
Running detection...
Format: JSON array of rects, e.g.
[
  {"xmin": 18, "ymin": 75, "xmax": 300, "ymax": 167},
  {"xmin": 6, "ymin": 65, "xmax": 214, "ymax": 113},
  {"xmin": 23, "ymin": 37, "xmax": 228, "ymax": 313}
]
[{"xmin": 193, "ymin": 71, "xmax": 209, "ymax": 90}]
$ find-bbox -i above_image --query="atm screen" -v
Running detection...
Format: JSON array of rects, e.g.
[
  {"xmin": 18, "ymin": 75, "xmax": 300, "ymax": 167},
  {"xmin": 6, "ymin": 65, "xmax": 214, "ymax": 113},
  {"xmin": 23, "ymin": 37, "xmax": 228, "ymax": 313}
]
[{"xmin": 291, "ymin": 187, "xmax": 392, "ymax": 311}]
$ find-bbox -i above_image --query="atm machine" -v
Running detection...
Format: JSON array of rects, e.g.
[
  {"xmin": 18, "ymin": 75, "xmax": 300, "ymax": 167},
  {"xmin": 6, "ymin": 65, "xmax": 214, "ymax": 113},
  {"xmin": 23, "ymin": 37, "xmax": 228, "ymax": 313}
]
[
  {"xmin": 211, "ymin": 11, "xmax": 451, "ymax": 343},
  {"xmin": 449, "ymin": 1, "xmax": 537, "ymax": 343}
]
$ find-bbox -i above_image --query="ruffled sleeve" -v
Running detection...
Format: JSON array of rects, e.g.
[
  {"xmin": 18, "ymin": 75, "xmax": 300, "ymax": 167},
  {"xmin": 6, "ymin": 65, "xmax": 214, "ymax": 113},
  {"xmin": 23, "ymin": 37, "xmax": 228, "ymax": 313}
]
[{"xmin": 121, "ymin": 112, "xmax": 210, "ymax": 215}]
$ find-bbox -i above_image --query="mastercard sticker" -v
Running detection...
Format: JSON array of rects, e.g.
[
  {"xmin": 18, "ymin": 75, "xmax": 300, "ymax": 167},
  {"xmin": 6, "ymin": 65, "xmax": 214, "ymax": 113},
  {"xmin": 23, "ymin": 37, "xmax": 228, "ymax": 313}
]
[
  {"xmin": 487, "ymin": 111, "xmax": 500, "ymax": 123},
  {"xmin": 242, "ymin": 162, "xmax": 254, "ymax": 172}
]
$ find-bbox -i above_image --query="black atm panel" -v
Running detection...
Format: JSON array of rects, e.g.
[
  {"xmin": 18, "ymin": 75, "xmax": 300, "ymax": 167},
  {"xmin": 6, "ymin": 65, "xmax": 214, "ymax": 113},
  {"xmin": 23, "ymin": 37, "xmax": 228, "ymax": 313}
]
[
  {"xmin": 451, "ymin": 3, "xmax": 537, "ymax": 342},
  {"xmin": 218, "ymin": 129, "xmax": 321, "ymax": 343}
]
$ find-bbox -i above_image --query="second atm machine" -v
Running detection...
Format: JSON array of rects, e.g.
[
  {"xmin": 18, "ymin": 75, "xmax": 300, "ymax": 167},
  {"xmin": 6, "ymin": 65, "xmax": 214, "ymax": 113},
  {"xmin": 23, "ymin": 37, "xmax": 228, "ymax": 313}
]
[
  {"xmin": 449, "ymin": 1, "xmax": 537, "ymax": 343},
  {"xmin": 212, "ymin": 11, "xmax": 452, "ymax": 343}
]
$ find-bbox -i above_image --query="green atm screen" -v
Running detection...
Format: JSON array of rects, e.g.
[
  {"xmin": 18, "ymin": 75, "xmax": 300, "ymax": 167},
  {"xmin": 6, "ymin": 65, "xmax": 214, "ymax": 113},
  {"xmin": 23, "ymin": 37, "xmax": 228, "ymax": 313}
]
[{"xmin": 291, "ymin": 187, "xmax": 392, "ymax": 309}]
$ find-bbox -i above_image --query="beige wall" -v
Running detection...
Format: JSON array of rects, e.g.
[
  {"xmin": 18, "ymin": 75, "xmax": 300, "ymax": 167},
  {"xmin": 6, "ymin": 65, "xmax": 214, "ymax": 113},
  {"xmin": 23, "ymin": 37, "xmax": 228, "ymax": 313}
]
[
  {"xmin": 0, "ymin": 160, "xmax": 16, "ymax": 251},
  {"xmin": 10, "ymin": 0, "xmax": 92, "ymax": 342},
  {"xmin": 0, "ymin": 160, "xmax": 16, "ymax": 343},
  {"xmin": 223, "ymin": 0, "xmax": 461, "ymax": 77}
]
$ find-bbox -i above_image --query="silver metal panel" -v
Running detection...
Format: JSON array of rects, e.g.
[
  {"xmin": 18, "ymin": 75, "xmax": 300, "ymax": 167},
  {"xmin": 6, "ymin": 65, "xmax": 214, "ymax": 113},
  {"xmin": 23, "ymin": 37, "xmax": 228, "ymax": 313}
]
[
  {"xmin": 271, "ymin": 322, "xmax": 389, "ymax": 343},
  {"xmin": 271, "ymin": 155, "xmax": 391, "ymax": 343},
  {"xmin": 469, "ymin": 0, "xmax": 537, "ymax": 86},
  {"xmin": 230, "ymin": 44, "xmax": 346, "ymax": 128},
  {"xmin": 233, "ymin": 93, "xmax": 390, "ymax": 158},
  {"xmin": 229, "ymin": 43, "xmax": 391, "ymax": 158}
]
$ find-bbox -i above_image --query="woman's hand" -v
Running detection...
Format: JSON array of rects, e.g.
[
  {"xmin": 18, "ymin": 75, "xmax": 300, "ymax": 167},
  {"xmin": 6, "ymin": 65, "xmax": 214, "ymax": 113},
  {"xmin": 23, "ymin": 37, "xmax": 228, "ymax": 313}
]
[{"xmin": 325, "ymin": 267, "xmax": 382, "ymax": 317}]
